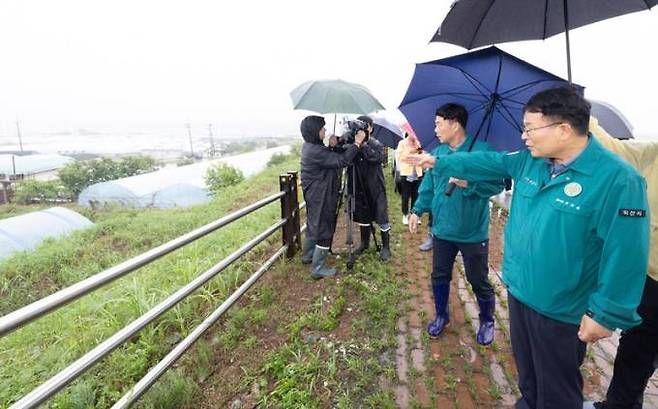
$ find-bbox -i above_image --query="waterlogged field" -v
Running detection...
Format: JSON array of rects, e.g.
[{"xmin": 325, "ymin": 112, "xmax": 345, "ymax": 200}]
[{"xmin": 0, "ymin": 155, "xmax": 301, "ymax": 408}]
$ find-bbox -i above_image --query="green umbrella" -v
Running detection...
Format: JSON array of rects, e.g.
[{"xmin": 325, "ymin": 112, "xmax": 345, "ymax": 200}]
[{"xmin": 290, "ymin": 79, "xmax": 384, "ymax": 115}]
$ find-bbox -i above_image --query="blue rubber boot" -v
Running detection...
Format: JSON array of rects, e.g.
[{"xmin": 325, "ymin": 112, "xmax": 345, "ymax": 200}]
[
  {"xmin": 476, "ymin": 296, "xmax": 495, "ymax": 346},
  {"xmin": 427, "ymin": 283, "xmax": 450, "ymax": 338},
  {"xmin": 310, "ymin": 247, "xmax": 336, "ymax": 279},
  {"xmin": 301, "ymin": 238, "xmax": 315, "ymax": 264}
]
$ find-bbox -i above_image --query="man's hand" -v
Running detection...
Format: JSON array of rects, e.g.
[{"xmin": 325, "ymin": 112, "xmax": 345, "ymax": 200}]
[
  {"xmin": 404, "ymin": 153, "xmax": 435, "ymax": 168},
  {"xmin": 578, "ymin": 314, "xmax": 613, "ymax": 343},
  {"xmin": 354, "ymin": 130, "xmax": 366, "ymax": 146},
  {"xmin": 448, "ymin": 177, "xmax": 468, "ymax": 188},
  {"xmin": 408, "ymin": 213, "xmax": 419, "ymax": 234}
]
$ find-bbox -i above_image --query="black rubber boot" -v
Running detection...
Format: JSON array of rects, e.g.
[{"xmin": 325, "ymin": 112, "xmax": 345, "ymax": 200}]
[
  {"xmin": 380, "ymin": 230, "xmax": 391, "ymax": 261},
  {"xmin": 355, "ymin": 226, "xmax": 371, "ymax": 254}
]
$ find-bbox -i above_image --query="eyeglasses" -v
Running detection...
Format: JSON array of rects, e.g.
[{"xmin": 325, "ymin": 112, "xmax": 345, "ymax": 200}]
[{"xmin": 521, "ymin": 122, "xmax": 563, "ymax": 135}]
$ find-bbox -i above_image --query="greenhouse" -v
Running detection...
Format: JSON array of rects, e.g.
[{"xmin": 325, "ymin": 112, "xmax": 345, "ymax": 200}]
[
  {"xmin": 0, "ymin": 207, "xmax": 93, "ymax": 261},
  {"xmin": 78, "ymin": 146, "xmax": 291, "ymax": 209},
  {"xmin": 0, "ymin": 154, "xmax": 74, "ymax": 180}
]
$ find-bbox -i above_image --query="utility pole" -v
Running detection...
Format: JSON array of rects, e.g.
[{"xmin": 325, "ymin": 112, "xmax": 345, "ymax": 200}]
[
  {"xmin": 185, "ymin": 122, "xmax": 194, "ymax": 158},
  {"xmin": 208, "ymin": 123, "xmax": 216, "ymax": 157},
  {"xmin": 15, "ymin": 120, "xmax": 24, "ymax": 152}
]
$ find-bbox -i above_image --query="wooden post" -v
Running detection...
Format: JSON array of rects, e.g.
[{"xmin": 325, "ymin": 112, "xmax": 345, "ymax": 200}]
[
  {"xmin": 279, "ymin": 173, "xmax": 295, "ymax": 258},
  {"xmin": 287, "ymin": 171, "xmax": 301, "ymax": 255}
]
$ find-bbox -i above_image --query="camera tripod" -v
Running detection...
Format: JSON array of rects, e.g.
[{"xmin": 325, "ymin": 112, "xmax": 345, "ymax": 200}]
[{"xmin": 334, "ymin": 160, "xmax": 381, "ymax": 270}]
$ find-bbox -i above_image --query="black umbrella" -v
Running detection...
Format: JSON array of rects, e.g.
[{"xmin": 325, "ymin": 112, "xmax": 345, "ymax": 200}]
[
  {"xmin": 431, "ymin": 0, "xmax": 657, "ymax": 82},
  {"xmin": 370, "ymin": 112, "xmax": 404, "ymax": 149},
  {"xmin": 590, "ymin": 100, "xmax": 634, "ymax": 139}
]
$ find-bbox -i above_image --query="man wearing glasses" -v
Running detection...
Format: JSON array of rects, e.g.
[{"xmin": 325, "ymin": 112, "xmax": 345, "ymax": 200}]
[{"xmin": 406, "ymin": 87, "xmax": 649, "ymax": 409}]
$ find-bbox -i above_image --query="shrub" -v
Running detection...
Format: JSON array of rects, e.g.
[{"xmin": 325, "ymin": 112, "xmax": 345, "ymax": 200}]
[
  {"xmin": 13, "ymin": 180, "xmax": 71, "ymax": 204},
  {"xmin": 267, "ymin": 153, "xmax": 290, "ymax": 167},
  {"xmin": 58, "ymin": 155, "xmax": 157, "ymax": 197},
  {"xmin": 205, "ymin": 163, "xmax": 244, "ymax": 193}
]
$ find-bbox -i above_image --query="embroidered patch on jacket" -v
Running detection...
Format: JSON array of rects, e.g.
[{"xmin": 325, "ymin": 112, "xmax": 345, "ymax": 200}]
[{"xmin": 618, "ymin": 209, "xmax": 646, "ymax": 218}]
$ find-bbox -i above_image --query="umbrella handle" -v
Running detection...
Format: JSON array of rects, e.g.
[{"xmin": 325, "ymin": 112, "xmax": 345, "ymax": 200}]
[{"xmin": 445, "ymin": 182, "xmax": 457, "ymax": 197}]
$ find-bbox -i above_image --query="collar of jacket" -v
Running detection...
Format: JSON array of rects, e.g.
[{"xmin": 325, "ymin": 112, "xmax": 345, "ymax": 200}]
[{"xmin": 562, "ymin": 133, "xmax": 601, "ymax": 176}]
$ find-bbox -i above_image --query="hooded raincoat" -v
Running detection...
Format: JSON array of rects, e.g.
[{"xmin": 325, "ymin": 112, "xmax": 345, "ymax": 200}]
[
  {"xmin": 348, "ymin": 136, "xmax": 389, "ymax": 226},
  {"xmin": 300, "ymin": 116, "xmax": 359, "ymax": 244}
]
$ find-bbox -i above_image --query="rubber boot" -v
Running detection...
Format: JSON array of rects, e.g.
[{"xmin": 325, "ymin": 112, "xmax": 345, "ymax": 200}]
[
  {"xmin": 301, "ymin": 238, "xmax": 315, "ymax": 264},
  {"xmin": 476, "ymin": 296, "xmax": 495, "ymax": 345},
  {"xmin": 419, "ymin": 233, "xmax": 433, "ymax": 251},
  {"xmin": 355, "ymin": 226, "xmax": 370, "ymax": 254},
  {"xmin": 380, "ymin": 230, "xmax": 391, "ymax": 261},
  {"xmin": 310, "ymin": 247, "xmax": 336, "ymax": 279},
  {"xmin": 427, "ymin": 283, "xmax": 450, "ymax": 338}
]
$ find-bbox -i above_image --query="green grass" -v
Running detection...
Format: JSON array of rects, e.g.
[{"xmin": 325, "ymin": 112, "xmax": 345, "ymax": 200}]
[
  {"xmin": 243, "ymin": 172, "xmax": 404, "ymax": 408},
  {"xmin": 0, "ymin": 155, "xmax": 301, "ymax": 408}
]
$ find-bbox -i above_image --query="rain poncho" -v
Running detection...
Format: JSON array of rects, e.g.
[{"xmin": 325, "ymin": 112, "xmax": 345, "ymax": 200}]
[
  {"xmin": 590, "ymin": 116, "xmax": 658, "ymax": 281},
  {"xmin": 348, "ymin": 136, "xmax": 389, "ymax": 226},
  {"xmin": 300, "ymin": 116, "xmax": 358, "ymax": 243}
]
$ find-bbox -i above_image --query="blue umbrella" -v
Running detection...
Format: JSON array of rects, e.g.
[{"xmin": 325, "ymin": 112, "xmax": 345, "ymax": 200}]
[{"xmin": 399, "ymin": 46, "xmax": 583, "ymax": 152}]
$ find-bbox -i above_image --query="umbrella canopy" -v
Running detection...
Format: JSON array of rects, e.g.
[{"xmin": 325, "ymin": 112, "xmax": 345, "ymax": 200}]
[
  {"xmin": 430, "ymin": 0, "xmax": 657, "ymax": 82},
  {"xmin": 290, "ymin": 79, "xmax": 385, "ymax": 115},
  {"xmin": 370, "ymin": 112, "xmax": 404, "ymax": 148},
  {"xmin": 590, "ymin": 100, "xmax": 634, "ymax": 140},
  {"xmin": 399, "ymin": 46, "xmax": 582, "ymax": 152}
]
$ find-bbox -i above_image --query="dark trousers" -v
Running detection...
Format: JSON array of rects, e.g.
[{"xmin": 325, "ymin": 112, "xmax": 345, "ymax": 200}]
[
  {"xmin": 508, "ymin": 294, "xmax": 587, "ymax": 409},
  {"xmin": 603, "ymin": 276, "xmax": 658, "ymax": 409},
  {"xmin": 431, "ymin": 237, "xmax": 493, "ymax": 300},
  {"xmin": 400, "ymin": 178, "xmax": 421, "ymax": 215}
]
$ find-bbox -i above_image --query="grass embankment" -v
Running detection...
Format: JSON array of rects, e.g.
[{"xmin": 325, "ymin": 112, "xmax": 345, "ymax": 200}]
[
  {"xmin": 173, "ymin": 167, "xmax": 406, "ymax": 408},
  {"xmin": 0, "ymin": 155, "xmax": 300, "ymax": 408}
]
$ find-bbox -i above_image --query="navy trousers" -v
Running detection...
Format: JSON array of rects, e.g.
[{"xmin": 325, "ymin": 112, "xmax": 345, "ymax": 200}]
[
  {"xmin": 508, "ymin": 293, "xmax": 587, "ymax": 409},
  {"xmin": 431, "ymin": 236, "xmax": 494, "ymax": 301}
]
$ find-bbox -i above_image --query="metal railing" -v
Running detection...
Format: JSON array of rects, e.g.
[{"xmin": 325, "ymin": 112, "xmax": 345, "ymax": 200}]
[{"xmin": 1, "ymin": 171, "xmax": 303, "ymax": 409}]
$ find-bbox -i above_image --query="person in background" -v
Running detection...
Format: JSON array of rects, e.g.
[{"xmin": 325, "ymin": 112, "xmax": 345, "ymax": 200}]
[
  {"xmin": 589, "ymin": 117, "xmax": 658, "ymax": 409},
  {"xmin": 299, "ymin": 115, "xmax": 365, "ymax": 279},
  {"xmin": 395, "ymin": 131, "xmax": 424, "ymax": 225},
  {"xmin": 409, "ymin": 103, "xmax": 504, "ymax": 345},
  {"xmin": 406, "ymin": 87, "xmax": 650, "ymax": 409}
]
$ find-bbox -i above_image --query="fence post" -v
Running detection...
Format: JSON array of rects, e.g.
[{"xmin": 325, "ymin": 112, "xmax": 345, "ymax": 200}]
[
  {"xmin": 279, "ymin": 173, "xmax": 295, "ymax": 258},
  {"xmin": 287, "ymin": 171, "xmax": 301, "ymax": 254}
]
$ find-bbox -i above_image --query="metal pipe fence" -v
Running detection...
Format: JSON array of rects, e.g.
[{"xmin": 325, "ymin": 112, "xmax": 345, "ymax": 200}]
[{"xmin": 2, "ymin": 171, "xmax": 303, "ymax": 409}]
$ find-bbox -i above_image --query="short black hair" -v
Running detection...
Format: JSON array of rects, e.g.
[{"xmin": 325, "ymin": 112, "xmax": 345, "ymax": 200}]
[
  {"xmin": 524, "ymin": 86, "xmax": 590, "ymax": 135},
  {"xmin": 356, "ymin": 115, "xmax": 373, "ymax": 126},
  {"xmin": 435, "ymin": 103, "xmax": 468, "ymax": 129}
]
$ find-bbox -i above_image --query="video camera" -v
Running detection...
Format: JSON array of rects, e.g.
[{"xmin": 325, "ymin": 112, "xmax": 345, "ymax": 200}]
[{"xmin": 340, "ymin": 119, "xmax": 370, "ymax": 144}]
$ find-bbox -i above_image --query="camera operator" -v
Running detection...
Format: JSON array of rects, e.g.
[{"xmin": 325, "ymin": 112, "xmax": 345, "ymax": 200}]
[
  {"xmin": 300, "ymin": 115, "xmax": 366, "ymax": 279},
  {"xmin": 348, "ymin": 115, "xmax": 392, "ymax": 261}
]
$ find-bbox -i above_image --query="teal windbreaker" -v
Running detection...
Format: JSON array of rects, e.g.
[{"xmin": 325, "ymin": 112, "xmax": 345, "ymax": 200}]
[
  {"xmin": 434, "ymin": 136, "xmax": 650, "ymax": 330},
  {"xmin": 412, "ymin": 135, "xmax": 505, "ymax": 243}
]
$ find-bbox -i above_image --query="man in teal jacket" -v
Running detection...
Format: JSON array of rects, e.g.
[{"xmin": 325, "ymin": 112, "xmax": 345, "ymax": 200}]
[
  {"xmin": 409, "ymin": 103, "xmax": 505, "ymax": 346},
  {"xmin": 407, "ymin": 87, "xmax": 650, "ymax": 409}
]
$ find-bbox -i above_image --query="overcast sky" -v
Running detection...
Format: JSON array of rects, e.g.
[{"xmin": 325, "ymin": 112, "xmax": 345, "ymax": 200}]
[{"xmin": 0, "ymin": 0, "xmax": 656, "ymax": 141}]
